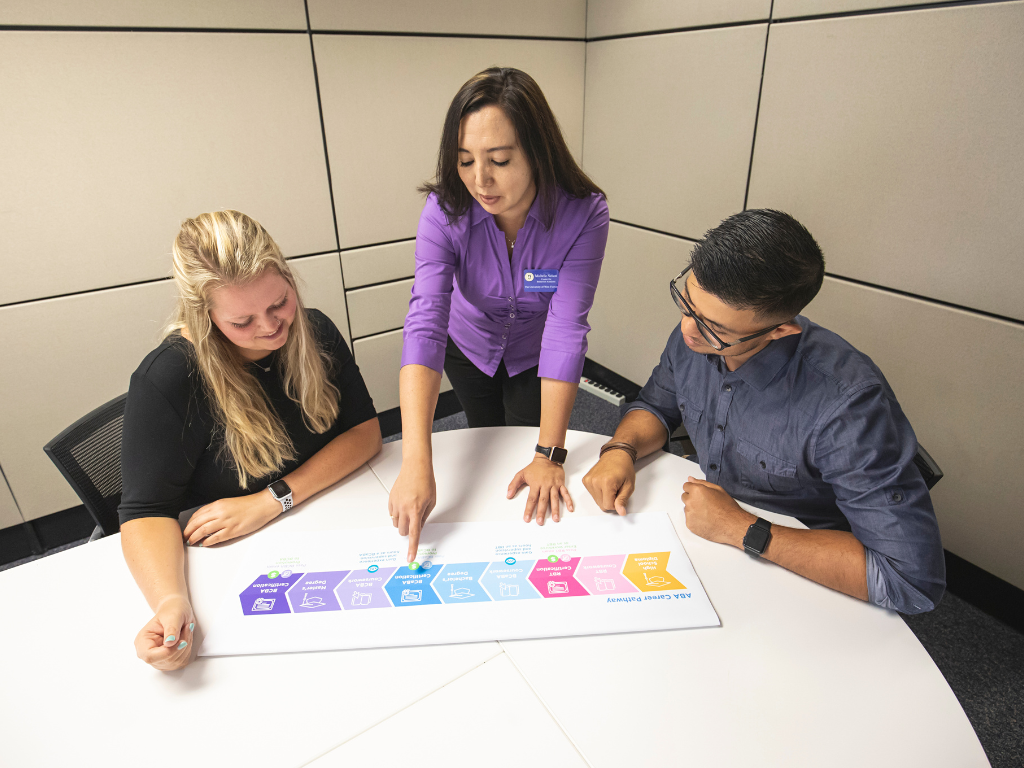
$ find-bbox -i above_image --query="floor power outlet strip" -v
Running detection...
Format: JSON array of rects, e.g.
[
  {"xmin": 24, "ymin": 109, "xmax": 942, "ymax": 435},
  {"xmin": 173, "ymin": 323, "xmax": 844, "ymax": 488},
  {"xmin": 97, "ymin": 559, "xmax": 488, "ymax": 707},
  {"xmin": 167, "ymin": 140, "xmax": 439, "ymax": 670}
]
[{"xmin": 579, "ymin": 377, "xmax": 626, "ymax": 406}]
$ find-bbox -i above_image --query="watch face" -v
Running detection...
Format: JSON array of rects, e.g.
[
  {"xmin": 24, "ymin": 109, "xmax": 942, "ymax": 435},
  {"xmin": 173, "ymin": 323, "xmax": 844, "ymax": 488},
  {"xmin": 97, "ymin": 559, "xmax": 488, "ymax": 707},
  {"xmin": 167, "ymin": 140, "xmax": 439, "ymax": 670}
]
[
  {"xmin": 269, "ymin": 479, "xmax": 290, "ymax": 498},
  {"xmin": 744, "ymin": 526, "xmax": 770, "ymax": 554},
  {"xmin": 551, "ymin": 447, "xmax": 568, "ymax": 464}
]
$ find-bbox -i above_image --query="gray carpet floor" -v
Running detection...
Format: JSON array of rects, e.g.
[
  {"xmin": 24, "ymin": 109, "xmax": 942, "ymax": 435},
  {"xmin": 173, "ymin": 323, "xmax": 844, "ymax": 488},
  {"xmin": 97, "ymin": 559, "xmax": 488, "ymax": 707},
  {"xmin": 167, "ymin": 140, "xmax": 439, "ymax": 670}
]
[{"xmin": 7, "ymin": 389, "xmax": 1020, "ymax": 765}]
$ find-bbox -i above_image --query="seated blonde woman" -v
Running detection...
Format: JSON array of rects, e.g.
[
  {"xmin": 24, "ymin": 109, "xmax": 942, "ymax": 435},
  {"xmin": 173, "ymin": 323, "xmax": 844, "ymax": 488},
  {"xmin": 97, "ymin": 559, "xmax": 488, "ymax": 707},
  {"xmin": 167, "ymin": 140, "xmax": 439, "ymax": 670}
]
[{"xmin": 118, "ymin": 210, "xmax": 381, "ymax": 671}]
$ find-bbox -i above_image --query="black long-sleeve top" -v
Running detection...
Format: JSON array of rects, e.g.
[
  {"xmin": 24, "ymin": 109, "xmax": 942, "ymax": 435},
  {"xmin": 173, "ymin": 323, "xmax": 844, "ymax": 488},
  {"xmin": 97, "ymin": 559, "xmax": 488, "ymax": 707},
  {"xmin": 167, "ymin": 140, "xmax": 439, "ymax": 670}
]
[{"xmin": 117, "ymin": 309, "xmax": 376, "ymax": 524}]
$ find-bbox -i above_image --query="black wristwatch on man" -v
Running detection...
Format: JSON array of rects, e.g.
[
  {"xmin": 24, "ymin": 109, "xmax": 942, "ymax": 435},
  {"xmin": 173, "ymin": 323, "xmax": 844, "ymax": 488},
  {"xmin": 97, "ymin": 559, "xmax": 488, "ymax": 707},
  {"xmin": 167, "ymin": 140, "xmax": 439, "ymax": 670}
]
[{"xmin": 743, "ymin": 517, "xmax": 773, "ymax": 557}]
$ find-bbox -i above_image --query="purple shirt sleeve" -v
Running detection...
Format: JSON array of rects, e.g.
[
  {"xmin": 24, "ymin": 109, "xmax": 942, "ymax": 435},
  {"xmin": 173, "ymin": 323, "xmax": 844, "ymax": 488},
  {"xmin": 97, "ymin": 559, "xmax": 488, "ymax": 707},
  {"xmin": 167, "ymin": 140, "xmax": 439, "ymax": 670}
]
[
  {"xmin": 537, "ymin": 196, "xmax": 609, "ymax": 381},
  {"xmin": 401, "ymin": 197, "xmax": 456, "ymax": 373}
]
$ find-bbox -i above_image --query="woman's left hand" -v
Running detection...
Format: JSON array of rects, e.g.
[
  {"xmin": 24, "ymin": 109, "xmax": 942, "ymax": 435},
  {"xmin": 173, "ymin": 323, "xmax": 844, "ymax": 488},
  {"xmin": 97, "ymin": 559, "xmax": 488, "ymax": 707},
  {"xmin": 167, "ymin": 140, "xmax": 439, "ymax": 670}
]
[
  {"xmin": 183, "ymin": 491, "xmax": 282, "ymax": 546},
  {"xmin": 507, "ymin": 456, "xmax": 574, "ymax": 525}
]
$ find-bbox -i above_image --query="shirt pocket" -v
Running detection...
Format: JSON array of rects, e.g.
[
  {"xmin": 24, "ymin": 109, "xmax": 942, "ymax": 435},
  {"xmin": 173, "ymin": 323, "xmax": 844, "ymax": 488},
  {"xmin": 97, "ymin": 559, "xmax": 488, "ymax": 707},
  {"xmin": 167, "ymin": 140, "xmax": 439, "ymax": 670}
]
[
  {"xmin": 676, "ymin": 391, "xmax": 704, "ymax": 438},
  {"xmin": 733, "ymin": 435, "xmax": 800, "ymax": 494}
]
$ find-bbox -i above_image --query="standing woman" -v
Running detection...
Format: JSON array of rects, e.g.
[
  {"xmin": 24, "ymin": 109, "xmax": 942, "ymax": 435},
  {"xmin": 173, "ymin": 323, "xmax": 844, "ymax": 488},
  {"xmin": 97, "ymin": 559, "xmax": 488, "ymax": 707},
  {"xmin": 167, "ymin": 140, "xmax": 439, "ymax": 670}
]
[
  {"xmin": 391, "ymin": 67, "xmax": 609, "ymax": 560},
  {"xmin": 119, "ymin": 210, "xmax": 381, "ymax": 670}
]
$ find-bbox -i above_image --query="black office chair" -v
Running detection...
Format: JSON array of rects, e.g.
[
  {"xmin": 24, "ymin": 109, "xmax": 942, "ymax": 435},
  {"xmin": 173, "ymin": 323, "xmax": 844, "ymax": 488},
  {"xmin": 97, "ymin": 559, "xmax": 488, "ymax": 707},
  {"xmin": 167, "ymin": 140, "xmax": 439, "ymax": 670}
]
[
  {"xmin": 913, "ymin": 444, "xmax": 944, "ymax": 490},
  {"xmin": 43, "ymin": 393, "xmax": 127, "ymax": 538}
]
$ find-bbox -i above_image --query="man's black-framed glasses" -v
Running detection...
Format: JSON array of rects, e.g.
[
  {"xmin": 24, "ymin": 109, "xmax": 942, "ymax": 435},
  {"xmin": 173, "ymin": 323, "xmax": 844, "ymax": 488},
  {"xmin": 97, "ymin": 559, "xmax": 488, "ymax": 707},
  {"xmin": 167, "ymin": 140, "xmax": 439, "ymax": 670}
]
[{"xmin": 669, "ymin": 266, "xmax": 785, "ymax": 351}]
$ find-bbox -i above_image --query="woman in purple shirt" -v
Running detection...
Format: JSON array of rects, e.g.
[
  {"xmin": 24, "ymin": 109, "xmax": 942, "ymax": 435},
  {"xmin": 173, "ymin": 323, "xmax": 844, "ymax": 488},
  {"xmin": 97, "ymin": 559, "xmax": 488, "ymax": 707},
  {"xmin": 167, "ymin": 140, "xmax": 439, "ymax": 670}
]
[{"xmin": 390, "ymin": 67, "xmax": 609, "ymax": 560}]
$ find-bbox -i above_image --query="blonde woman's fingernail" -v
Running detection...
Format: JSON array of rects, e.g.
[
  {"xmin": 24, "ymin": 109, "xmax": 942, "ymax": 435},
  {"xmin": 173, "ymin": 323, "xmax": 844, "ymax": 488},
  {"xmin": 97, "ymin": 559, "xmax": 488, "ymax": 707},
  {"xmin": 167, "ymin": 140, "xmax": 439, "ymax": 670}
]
[
  {"xmin": 178, "ymin": 640, "xmax": 188, "ymax": 650},
  {"xmin": 189, "ymin": 622, "xmax": 195, "ymax": 632}
]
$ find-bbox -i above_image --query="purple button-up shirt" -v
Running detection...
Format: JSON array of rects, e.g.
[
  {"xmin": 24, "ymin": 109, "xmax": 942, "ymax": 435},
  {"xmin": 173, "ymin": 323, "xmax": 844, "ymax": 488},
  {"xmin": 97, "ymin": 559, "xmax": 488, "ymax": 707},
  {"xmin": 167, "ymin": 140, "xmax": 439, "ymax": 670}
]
[{"xmin": 402, "ymin": 190, "xmax": 609, "ymax": 382}]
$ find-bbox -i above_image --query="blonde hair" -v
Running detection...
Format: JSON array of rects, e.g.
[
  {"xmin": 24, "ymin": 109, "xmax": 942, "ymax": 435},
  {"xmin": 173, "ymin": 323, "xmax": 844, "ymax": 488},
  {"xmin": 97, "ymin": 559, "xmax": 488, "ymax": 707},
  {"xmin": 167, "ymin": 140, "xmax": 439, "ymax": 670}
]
[{"xmin": 166, "ymin": 210, "xmax": 340, "ymax": 489}]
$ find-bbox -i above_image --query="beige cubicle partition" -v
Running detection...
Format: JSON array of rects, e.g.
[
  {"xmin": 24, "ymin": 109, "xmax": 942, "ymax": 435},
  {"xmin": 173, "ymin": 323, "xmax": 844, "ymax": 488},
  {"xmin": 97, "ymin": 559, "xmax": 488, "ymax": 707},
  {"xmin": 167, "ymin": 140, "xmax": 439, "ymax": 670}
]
[
  {"xmin": 2, "ymin": 0, "xmax": 1021, "ymax": 597},
  {"xmin": 1, "ymin": 2, "xmax": 561, "ymax": 525},
  {"xmin": 587, "ymin": 0, "xmax": 771, "ymax": 38},
  {"xmin": 0, "ymin": 470, "xmax": 23, "ymax": 531},
  {"xmin": 580, "ymin": 0, "xmax": 1024, "ymax": 590},
  {"xmin": 314, "ymin": 35, "xmax": 585, "ymax": 249}
]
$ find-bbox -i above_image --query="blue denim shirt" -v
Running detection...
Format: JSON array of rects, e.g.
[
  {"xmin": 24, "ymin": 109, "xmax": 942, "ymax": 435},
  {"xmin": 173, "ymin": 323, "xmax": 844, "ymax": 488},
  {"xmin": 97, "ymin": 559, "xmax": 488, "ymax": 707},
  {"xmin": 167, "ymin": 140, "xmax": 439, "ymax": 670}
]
[{"xmin": 626, "ymin": 317, "xmax": 945, "ymax": 614}]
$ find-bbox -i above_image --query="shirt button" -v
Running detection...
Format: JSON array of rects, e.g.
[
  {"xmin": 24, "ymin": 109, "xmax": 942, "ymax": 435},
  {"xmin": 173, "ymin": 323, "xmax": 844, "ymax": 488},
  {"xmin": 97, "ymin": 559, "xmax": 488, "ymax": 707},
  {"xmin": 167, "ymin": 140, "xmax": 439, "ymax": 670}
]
[
  {"xmin": 501, "ymin": 334, "xmax": 506, "ymax": 339},
  {"xmin": 893, "ymin": 493, "xmax": 902, "ymax": 502},
  {"xmin": 709, "ymin": 463, "xmax": 718, "ymax": 471},
  {"xmin": 716, "ymin": 424, "xmax": 724, "ymax": 432},
  {"xmin": 509, "ymin": 313, "xmax": 515, "ymax": 318},
  {"xmin": 680, "ymin": 404, "xmax": 685, "ymax": 411},
  {"xmin": 724, "ymin": 385, "xmax": 732, "ymax": 392},
  {"xmin": 760, "ymin": 461, "xmax": 766, "ymax": 469},
  {"xmin": 508, "ymin": 296, "xmax": 513, "ymax": 301}
]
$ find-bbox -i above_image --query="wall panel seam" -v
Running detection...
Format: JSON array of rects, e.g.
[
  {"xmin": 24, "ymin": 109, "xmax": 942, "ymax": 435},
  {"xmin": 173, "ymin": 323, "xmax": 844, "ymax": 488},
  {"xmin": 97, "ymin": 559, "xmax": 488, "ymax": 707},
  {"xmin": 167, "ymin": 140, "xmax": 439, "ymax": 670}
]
[
  {"xmin": 303, "ymin": 0, "xmax": 353, "ymax": 344},
  {"xmin": 0, "ymin": 250, "xmax": 343, "ymax": 309},
  {"xmin": 585, "ymin": 18, "xmax": 769, "ymax": 43},
  {"xmin": 743, "ymin": 2, "xmax": 774, "ymax": 211},
  {"xmin": 772, "ymin": 0, "xmax": 1019, "ymax": 25},
  {"xmin": 346, "ymin": 277, "xmax": 415, "ymax": 293},
  {"xmin": 0, "ymin": 464, "xmax": 23, "ymax": 518},
  {"xmin": 607, "ymin": 219, "xmax": 1024, "ymax": 328},
  {"xmin": 340, "ymin": 237, "xmax": 416, "ymax": 252},
  {"xmin": 0, "ymin": 25, "xmax": 306, "ymax": 34},
  {"xmin": 608, "ymin": 218, "xmax": 700, "ymax": 243},
  {"xmin": 824, "ymin": 273, "xmax": 1024, "ymax": 328},
  {"xmin": 311, "ymin": 30, "xmax": 584, "ymax": 41},
  {"xmin": 352, "ymin": 327, "xmax": 405, "ymax": 343}
]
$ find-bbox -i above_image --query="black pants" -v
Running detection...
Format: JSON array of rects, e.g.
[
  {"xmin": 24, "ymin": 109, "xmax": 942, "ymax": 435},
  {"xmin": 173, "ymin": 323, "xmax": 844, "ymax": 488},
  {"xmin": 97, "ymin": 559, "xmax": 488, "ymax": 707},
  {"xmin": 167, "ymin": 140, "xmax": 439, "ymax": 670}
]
[{"xmin": 443, "ymin": 337, "xmax": 542, "ymax": 428}]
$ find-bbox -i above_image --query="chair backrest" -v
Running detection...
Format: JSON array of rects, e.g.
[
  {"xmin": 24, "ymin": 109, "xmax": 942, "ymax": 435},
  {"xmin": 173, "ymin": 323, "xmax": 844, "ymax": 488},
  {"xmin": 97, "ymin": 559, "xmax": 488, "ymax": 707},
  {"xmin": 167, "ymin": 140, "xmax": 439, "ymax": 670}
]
[
  {"xmin": 914, "ymin": 443, "xmax": 943, "ymax": 491},
  {"xmin": 43, "ymin": 393, "xmax": 127, "ymax": 536}
]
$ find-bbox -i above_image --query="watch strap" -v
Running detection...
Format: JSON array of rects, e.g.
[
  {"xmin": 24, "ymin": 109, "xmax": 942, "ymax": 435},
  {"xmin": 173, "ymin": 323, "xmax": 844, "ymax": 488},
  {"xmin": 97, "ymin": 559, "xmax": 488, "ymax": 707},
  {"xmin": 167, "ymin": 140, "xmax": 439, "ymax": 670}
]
[
  {"xmin": 267, "ymin": 480, "xmax": 293, "ymax": 512},
  {"xmin": 535, "ymin": 444, "xmax": 568, "ymax": 465}
]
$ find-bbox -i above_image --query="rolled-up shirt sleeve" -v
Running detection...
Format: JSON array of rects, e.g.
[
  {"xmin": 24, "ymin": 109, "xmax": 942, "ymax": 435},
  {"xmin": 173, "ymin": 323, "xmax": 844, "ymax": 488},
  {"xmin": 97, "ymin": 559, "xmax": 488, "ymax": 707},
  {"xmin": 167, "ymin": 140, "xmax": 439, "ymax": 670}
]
[
  {"xmin": 537, "ymin": 196, "xmax": 610, "ymax": 382},
  {"xmin": 814, "ymin": 383, "xmax": 945, "ymax": 614},
  {"xmin": 621, "ymin": 326, "xmax": 684, "ymax": 444},
  {"xmin": 401, "ymin": 197, "xmax": 457, "ymax": 374}
]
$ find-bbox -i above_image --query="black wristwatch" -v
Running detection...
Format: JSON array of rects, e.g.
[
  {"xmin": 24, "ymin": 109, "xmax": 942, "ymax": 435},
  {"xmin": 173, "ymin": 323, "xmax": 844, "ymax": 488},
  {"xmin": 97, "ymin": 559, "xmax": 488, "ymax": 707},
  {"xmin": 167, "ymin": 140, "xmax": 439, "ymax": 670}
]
[
  {"xmin": 267, "ymin": 479, "xmax": 293, "ymax": 513},
  {"xmin": 535, "ymin": 444, "xmax": 568, "ymax": 465},
  {"xmin": 743, "ymin": 517, "xmax": 772, "ymax": 557}
]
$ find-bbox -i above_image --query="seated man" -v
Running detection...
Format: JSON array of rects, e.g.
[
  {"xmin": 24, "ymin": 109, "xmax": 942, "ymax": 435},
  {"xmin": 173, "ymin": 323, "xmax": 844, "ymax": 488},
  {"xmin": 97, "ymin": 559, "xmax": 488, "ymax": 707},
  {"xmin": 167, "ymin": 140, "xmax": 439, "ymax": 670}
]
[{"xmin": 583, "ymin": 209, "xmax": 944, "ymax": 614}]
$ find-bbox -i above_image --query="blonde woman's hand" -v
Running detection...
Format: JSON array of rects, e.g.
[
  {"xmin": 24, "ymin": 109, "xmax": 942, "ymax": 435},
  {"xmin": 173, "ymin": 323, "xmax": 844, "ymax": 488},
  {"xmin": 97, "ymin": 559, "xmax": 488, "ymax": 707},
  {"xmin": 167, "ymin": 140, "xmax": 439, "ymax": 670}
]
[
  {"xmin": 183, "ymin": 492, "xmax": 281, "ymax": 547},
  {"xmin": 389, "ymin": 459, "xmax": 436, "ymax": 563},
  {"xmin": 134, "ymin": 594, "xmax": 196, "ymax": 671}
]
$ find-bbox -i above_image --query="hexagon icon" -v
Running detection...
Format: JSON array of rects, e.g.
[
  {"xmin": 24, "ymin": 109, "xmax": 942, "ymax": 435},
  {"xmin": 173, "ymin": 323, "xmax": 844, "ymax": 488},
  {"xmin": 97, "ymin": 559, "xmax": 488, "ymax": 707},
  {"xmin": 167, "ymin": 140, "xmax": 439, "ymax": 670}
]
[{"xmin": 622, "ymin": 552, "xmax": 685, "ymax": 592}]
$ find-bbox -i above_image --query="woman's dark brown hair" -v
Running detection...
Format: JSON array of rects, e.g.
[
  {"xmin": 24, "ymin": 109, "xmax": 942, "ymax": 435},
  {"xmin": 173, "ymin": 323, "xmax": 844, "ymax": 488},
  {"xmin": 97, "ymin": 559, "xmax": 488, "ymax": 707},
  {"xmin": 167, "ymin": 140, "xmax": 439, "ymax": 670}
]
[{"xmin": 420, "ymin": 67, "xmax": 604, "ymax": 229}]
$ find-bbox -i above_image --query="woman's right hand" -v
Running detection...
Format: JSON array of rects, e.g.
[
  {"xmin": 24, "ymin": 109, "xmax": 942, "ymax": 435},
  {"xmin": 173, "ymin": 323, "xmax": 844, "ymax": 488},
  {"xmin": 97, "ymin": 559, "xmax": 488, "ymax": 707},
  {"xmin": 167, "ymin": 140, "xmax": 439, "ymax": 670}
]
[
  {"xmin": 389, "ymin": 459, "xmax": 436, "ymax": 563},
  {"xmin": 133, "ymin": 594, "xmax": 196, "ymax": 671}
]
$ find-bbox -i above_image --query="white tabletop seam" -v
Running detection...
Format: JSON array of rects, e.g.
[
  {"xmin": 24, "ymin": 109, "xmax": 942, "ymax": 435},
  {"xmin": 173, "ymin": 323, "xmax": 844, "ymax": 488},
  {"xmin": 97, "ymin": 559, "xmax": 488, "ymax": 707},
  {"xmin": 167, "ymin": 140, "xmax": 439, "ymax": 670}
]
[
  {"xmin": 499, "ymin": 640, "xmax": 596, "ymax": 768},
  {"xmin": 294, "ymin": 643, "xmax": 506, "ymax": 767}
]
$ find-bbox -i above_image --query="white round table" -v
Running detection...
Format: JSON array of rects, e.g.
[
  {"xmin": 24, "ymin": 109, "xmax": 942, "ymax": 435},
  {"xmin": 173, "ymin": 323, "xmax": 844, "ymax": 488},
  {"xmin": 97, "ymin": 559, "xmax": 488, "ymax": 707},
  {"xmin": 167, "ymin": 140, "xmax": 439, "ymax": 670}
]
[{"xmin": 0, "ymin": 428, "xmax": 988, "ymax": 767}]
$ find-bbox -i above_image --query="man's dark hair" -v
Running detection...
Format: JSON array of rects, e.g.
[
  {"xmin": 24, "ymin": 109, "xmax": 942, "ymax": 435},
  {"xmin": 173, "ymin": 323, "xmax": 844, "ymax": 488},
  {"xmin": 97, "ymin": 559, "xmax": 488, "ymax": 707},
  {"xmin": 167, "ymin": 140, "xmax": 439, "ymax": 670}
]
[{"xmin": 689, "ymin": 209, "xmax": 825, "ymax": 321}]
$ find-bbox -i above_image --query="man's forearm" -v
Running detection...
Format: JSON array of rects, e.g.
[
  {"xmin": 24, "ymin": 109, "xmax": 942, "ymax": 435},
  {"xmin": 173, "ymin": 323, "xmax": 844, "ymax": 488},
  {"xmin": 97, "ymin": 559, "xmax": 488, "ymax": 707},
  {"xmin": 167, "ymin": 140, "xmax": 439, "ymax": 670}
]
[
  {"xmin": 610, "ymin": 409, "xmax": 670, "ymax": 460},
  {"xmin": 717, "ymin": 512, "xmax": 869, "ymax": 601}
]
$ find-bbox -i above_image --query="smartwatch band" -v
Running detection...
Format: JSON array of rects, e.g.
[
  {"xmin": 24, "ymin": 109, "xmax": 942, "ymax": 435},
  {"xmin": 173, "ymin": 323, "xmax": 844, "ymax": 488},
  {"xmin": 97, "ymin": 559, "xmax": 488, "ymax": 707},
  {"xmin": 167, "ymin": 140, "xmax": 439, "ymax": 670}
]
[
  {"xmin": 267, "ymin": 479, "xmax": 293, "ymax": 513},
  {"xmin": 535, "ymin": 444, "xmax": 568, "ymax": 465}
]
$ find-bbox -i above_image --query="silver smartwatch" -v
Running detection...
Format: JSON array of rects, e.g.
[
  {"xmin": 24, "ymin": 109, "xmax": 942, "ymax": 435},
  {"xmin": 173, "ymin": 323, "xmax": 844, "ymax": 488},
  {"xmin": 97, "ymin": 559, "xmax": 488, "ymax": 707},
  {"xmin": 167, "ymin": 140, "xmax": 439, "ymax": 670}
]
[{"xmin": 267, "ymin": 479, "xmax": 293, "ymax": 513}]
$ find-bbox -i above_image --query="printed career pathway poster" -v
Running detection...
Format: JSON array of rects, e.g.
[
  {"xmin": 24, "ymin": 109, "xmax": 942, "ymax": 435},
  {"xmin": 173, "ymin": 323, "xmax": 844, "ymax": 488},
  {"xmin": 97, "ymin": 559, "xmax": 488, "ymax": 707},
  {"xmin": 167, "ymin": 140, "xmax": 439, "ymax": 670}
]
[{"xmin": 199, "ymin": 513, "xmax": 720, "ymax": 656}]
